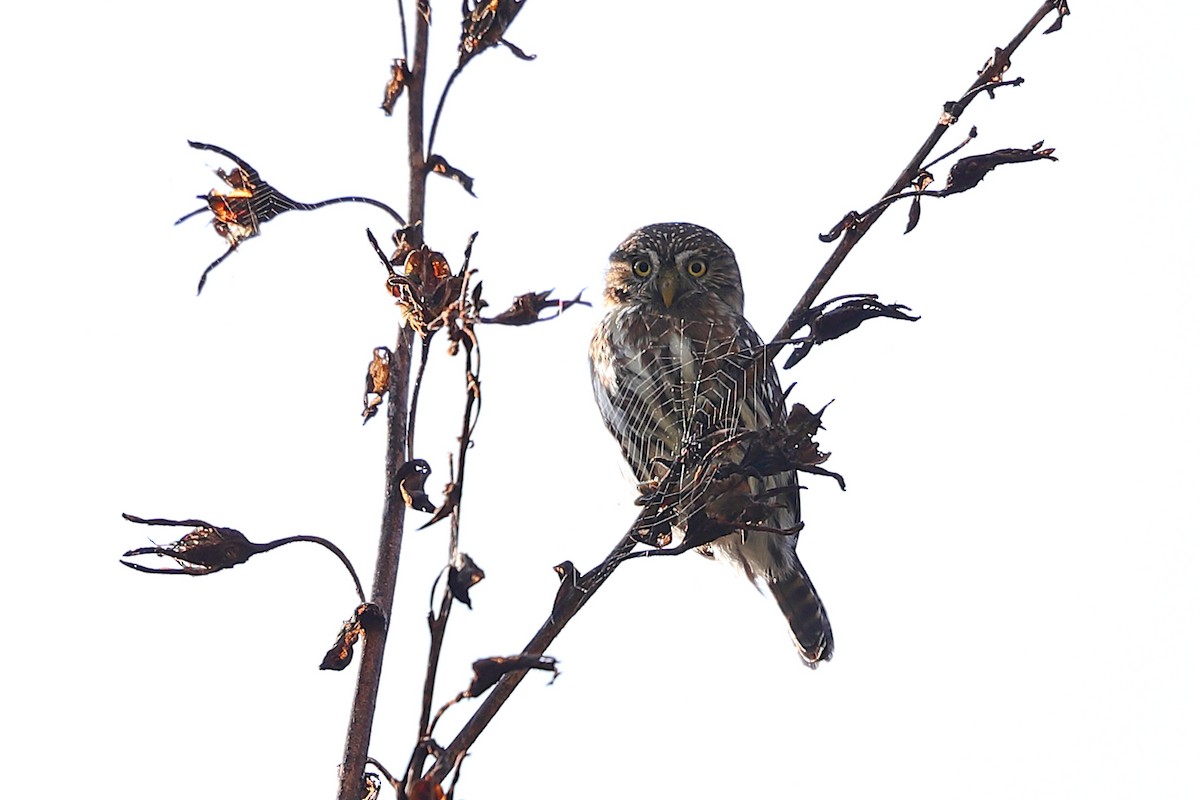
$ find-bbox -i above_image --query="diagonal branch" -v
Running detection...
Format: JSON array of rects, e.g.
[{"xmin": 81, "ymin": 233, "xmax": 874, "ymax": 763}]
[
  {"xmin": 772, "ymin": 0, "xmax": 1063, "ymax": 345},
  {"xmin": 423, "ymin": 529, "xmax": 638, "ymax": 784}
]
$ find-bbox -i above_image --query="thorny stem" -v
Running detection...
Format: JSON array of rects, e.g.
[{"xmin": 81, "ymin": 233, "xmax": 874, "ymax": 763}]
[
  {"xmin": 771, "ymin": 0, "xmax": 1062, "ymax": 344},
  {"xmin": 335, "ymin": 6, "xmax": 429, "ymax": 800}
]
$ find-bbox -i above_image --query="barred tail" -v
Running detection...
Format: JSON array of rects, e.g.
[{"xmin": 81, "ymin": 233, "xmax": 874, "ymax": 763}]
[{"xmin": 768, "ymin": 568, "xmax": 834, "ymax": 668}]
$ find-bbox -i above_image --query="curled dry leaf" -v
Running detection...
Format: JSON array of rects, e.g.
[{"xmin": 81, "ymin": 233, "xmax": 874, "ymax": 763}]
[
  {"xmin": 361, "ymin": 773, "xmax": 382, "ymax": 800},
  {"xmin": 448, "ymin": 552, "xmax": 486, "ymax": 608},
  {"xmin": 467, "ymin": 654, "xmax": 558, "ymax": 697},
  {"xmin": 387, "ymin": 244, "xmax": 462, "ymax": 337},
  {"xmin": 552, "ymin": 560, "xmax": 580, "ymax": 608},
  {"xmin": 381, "ymin": 58, "xmax": 407, "ymax": 116},
  {"xmin": 715, "ymin": 402, "xmax": 846, "ymax": 491},
  {"xmin": 1044, "ymin": 0, "xmax": 1070, "ymax": 34},
  {"xmin": 320, "ymin": 603, "xmax": 385, "ymax": 671},
  {"xmin": 362, "ymin": 346, "xmax": 392, "ymax": 424},
  {"xmin": 428, "ymin": 154, "xmax": 476, "ymax": 197},
  {"xmin": 459, "ymin": 0, "xmax": 533, "ymax": 65},
  {"xmin": 419, "ymin": 479, "xmax": 460, "ymax": 530},
  {"xmin": 397, "ymin": 459, "xmax": 437, "ymax": 513},
  {"xmin": 783, "ymin": 294, "xmax": 919, "ymax": 368},
  {"xmin": 481, "ymin": 289, "xmax": 591, "ymax": 325},
  {"xmin": 818, "ymin": 211, "xmax": 859, "ymax": 244},
  {"xmin": 943, "ymin": 142, "xmax": 1058, "ymax": 195}
]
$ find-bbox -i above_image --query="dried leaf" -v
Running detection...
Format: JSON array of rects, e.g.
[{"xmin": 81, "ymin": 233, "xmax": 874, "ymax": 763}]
[
  {"xmin": 448, "ymin": 552, "xmax": 486, "ymax": 608},
  {"xmin": 784, "ymin": 295, "xmax": 920, "ymax": 368},
  {"xmin": 428, "ymin": 155, "xmax": 476, "ymax": 197},
  {"xmin": 467, "ymin": 654, "xmax": 558, "ymax": 697},
  {"xmin": 381, "ymin": 58, "xmax": 407, "ymax": 115},
  {"xmin": 714, "ymin": 401, "xmax": 846, "ymax": 491},
  {"xmin": 408, "ymin": 778, "xmax": 447, "ymax": 800},
  {"xmin": 320, "ymin": 617, "xmax": 362, "ymax": 671},
  {"xmin": 943, "ymin": 143, "xmax": 1058, "ymax": 195},
  {"xmin": 810, "ymin": 297, "xmax": 919, "ymax": 345},
  {"xmin": 1044, "ymin": 1, "xmax": 1070, "ymax": 34},
  {"xmin": 818, "ymin": 211, "xmax": 859, "ymax": 244},
  {"xmin": 459, "ymin": 0, "xmax": 532, "ymax": 65},
  {"xmin": 481, "ymin": 289, "xmax": 590, "ymax": 325},
  {"xmin": 419, "ymin": 480, "xmax": 459, "ymax": 530},
  {"xmin": 397, "ymin": 459, "xmax": 437, "ymax": 513},
  {"xmin": 362, "ymin": 347, "xmax": 391, "ymax": 424},
  {"xmin": 904, "ymin": 196, "xmax": 922, "ymax": 234},
  {"xmin": 320, "ymin": 603, "xmax": 385, "ymax": 671}
]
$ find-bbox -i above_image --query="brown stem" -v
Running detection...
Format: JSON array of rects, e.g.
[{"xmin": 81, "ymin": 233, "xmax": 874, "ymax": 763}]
[
  {"xmin": 408, "ymin": 2, "xmax": 429, "ymax": 241},
  {"xmin": 336, "ymin": 327, "xmax": 414, "ymax": 800},
  {"xmin": 335, "ymin": 6, "xmax": 430, "ymax": 800},
  {"xmin": 771, "ymin": 0, "xmax": 1060, "ymax": 344},
  {"xmin": 258, "ymin": 535, "xmax": 366, "ymax": 603},
  {"xmin": 406, "ymin": 322, "xmax": 482, "ymax": 792}
]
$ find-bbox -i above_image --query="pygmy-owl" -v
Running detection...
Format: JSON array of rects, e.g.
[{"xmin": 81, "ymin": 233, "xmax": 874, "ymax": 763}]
[{"xmin": 589, "ymin": 222, "xmax": 833, "ymax": 666}]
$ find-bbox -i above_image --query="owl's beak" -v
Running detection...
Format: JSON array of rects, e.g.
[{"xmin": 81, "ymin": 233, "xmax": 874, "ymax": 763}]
[{"xmin": 657, "ymin": 271, "xmax": 678, "ymax": 308}]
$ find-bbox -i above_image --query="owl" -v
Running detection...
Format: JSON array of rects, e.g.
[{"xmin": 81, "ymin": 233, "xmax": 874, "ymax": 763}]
[{"xmin": 589, "ymin": 222, "xmax": 833, "ymax": 666}]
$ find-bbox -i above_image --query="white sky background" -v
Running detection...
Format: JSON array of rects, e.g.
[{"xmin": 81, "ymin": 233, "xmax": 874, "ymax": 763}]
[{"xmin": 2, "ymin": 1, "xmax": 1197, "ymax": 797}]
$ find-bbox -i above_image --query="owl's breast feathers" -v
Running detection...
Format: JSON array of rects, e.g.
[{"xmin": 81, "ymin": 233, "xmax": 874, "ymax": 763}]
[{"xmin": 589, "ymin": 301, "xmax": 784, "ymax": 487}]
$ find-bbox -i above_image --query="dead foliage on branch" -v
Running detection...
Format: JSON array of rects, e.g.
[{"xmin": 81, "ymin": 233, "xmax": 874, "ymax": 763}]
[{"xmin": 123, "ymin": 3, "xmax": 1072, "ymax": 798}]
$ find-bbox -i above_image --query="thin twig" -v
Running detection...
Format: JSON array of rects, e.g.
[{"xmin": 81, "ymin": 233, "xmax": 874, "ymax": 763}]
[
  {"xmin": 771, "ymin": 0, "xmax": 1061, "ymax": 344},
  {"xmin": 427, "ymin": 64, "xmax": 466, "ymax": 161},
  {"xmin": 294, "ymin": 195, "xmax": 407, "ymax": 226},
  {"xmin": 397, "ymin": 0, "xmax": 409, "ymax": 61},
  {"xmin": 408, "ymin": 338, "xmax": 431, "ymax": 456},
  {"xmin": 406, "ymin": 304, "xmax": 483, "ymax": 793},
  {"xmin": 257, "ymin": 535, "xmax": 367, "ymax": 603}
]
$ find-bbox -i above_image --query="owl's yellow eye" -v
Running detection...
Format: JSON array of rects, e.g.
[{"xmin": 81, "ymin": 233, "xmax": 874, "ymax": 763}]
[
  {"xmin": 686, "ymin": 259, "xmax": 708, "ymax": 277},
  {"xmin": 631, "ymin": 259, "xmax": 652, "ymax": 278}
]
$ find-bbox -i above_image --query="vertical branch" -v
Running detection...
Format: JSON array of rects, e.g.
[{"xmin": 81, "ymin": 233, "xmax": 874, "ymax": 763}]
[
  {"xmin": 337, "ymin": 331, "xmax": 414, "ymax": 800},
  {"xmin": 335, "ymin": 4, "xmax": 431, "ymax": 800},
  {"xmin": 408, "ymin": 0, "xmax": 430, "ymax": 247},
  {"xmin": 406, "ymin": 318, "xmax": 482, "ymax": 792}
]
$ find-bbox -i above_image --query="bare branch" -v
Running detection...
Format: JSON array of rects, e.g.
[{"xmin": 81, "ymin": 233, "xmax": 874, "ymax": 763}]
[{"xmin": 772, "ymin": 0, "xmax": 1066, "ymax": 344}]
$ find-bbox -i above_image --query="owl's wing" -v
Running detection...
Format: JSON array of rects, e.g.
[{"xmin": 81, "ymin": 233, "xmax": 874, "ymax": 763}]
[{"xmin": 589, "ymin": 309, "xmax": 683, "ymax": 485}]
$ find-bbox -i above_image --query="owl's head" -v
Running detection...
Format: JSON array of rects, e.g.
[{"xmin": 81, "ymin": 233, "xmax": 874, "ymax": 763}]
[{"xmin": 604, "ymin": 222, "xmax": 745, "ymax": 316}]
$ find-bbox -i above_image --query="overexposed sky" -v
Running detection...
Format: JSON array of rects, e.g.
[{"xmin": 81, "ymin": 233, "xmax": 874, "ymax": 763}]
[{"xmin": 2, "ymin": 2, "xmax": 1197, "ymax": 798}]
